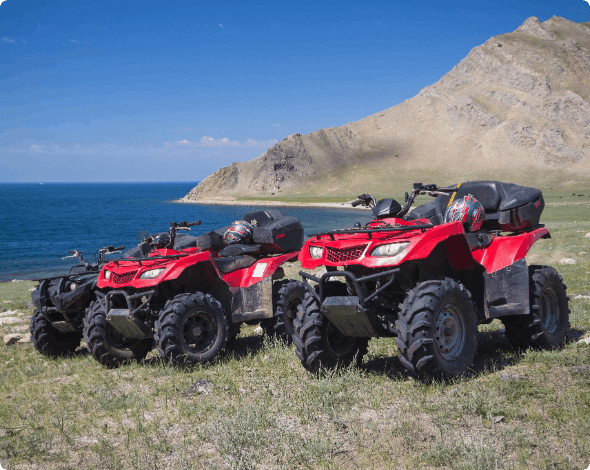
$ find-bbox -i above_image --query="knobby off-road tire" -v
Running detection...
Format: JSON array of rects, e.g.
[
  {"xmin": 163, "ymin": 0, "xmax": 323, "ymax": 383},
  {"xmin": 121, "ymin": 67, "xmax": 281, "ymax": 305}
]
[
  {"xmin": 84, "ymin": 300, "xmax": 152, "ymax": 368},
  {"xmin": 395, "ymin": 279, "xmax": 478, "ymax": 378},
  {"xmin": 262, "ymin": 279, "xmax": 307, "ymax": 343},
  {"xmin": 503, "ymin": 265, "xmax": 569, "ymax": 350},
  {"xmin": 29, "ymin": 309, "xmax": 82, "ymax": 357},
  {"xmin": 155, "ymin": 292, "xmax": 229, "ymax": 365},
  {"xmin": 294, "ymin": 291, "xmax": 369, "ymax": 373}
]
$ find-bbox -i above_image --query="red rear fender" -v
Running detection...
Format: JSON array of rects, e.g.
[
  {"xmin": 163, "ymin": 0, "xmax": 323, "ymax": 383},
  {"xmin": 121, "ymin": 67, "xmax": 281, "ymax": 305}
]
[
  {"xmin": 471, "ymin": 227, "xmax": 550, "ymax": 273},
  {"xmin": 222, "ymin": 252, "xmax": 298, "ymax": 288}
]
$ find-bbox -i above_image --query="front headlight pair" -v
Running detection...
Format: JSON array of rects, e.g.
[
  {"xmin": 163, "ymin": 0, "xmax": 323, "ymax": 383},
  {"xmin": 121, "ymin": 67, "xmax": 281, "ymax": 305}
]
[
  {"xmin": 103, "ymin": 268, "xmax": 165, "ymax": 280},
  {"xmin": 309, "ymin": 242, "xmax": 409, "ymax": 259}
]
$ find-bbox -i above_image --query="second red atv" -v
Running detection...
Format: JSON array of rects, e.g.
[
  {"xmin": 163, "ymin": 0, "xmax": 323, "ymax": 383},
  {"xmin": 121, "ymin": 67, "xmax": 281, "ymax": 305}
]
[
  {"xmin": 84, "ymin": 209, "xmax": 307, "ymax": 367},
  {"xmin": 295, "ymin": 181, "xmax": 569, "ymax": 378}
]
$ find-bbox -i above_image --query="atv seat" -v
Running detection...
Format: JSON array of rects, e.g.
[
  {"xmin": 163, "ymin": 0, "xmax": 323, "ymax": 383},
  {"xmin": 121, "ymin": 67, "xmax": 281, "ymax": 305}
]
[
  {"xmin": 218, "ymin": 244, "xmax": 263, "ymax": 257},
  {"xmin": 407, "ymin": 180, "xmax": 544, "ymax": 232},
  {"xmin": 214, "ymin": 255, "xmax": 257, "ymax": 275}
]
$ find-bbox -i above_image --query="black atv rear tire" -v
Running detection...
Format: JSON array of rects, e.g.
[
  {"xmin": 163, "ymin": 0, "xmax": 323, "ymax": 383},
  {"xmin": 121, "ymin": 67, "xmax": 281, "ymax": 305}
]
[
  {"xmin": 502, "ymin": 265, "xmax": 569, "ymax": 350},
  {"xmin": 155, "ymin": 292, "xmax": 229, "ymax": 365},
  {"xmin": 294, "ymin": 291, "xmax": 369, "ymax": 372},
  {"xmin": 263, "ymin": 280, "xmax": 307, "ymax": 343},
  {"xmin": 84, "ymin": 300, "xmax": 152, "ymax": 368},
  {"xmin": 395, "ymin": 279, "xmax": 478, "ymax": 378},
  {"xmin": 29, "ymin": 309, "xmax": 82, "ymax": 357}
]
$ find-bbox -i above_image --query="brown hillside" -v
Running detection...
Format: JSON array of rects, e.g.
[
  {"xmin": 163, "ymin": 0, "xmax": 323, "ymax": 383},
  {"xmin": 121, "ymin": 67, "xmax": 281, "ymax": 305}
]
[{"xmin": 184, "ymin": 16, "xmax": 590, "ymax": 201}]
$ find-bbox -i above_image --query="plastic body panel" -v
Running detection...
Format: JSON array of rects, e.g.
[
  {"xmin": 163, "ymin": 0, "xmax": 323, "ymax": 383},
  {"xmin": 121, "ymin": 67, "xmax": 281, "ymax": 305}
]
[
  {"xmin": 97, "ymin": 247, "xmax": 208, "ymax": 290},
  {"xmin": 222, "ymin": 252, "xmax": 298, "ymax": 288},
  {"xmin": 300, "ymin": 218, "xmax": 549, "ymax": 275},
  {"xmin": 300, "ymin": 219, "xmax": 474, "ymax": 271},
  {"xmin": 470, "ymin": 226, "xmax": 549, "ymax": 273}
]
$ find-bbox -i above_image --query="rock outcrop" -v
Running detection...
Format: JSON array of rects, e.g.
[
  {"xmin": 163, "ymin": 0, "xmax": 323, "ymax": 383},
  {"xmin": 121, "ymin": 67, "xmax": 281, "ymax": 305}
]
[{"xmin": 185, "ymin": 16, "xmax": 590, "ymax": 200}]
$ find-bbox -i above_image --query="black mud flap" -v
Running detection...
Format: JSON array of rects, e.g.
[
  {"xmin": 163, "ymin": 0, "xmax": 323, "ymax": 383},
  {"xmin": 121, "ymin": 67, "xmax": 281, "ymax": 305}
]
[
  {"xmin": 230, "ymin": 277, "xmax": 273, "ymax": 322},
  {"xmin": 106, "ymin": 309, "xmax": 153, "ymax": 339},
  {"xmin": 320, "ymin": 296, "xmax": 376, "ymax": 338},
  {"xmin": 484, "ymin": 258, "xmax": 530, "ymax": 318}
]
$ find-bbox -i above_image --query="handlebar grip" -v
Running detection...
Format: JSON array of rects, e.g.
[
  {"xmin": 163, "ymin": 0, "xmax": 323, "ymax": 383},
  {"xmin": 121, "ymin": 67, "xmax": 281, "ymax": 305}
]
[
  {"xmin": 188, "ymin": 220, "xmax": 201, "ymax": 227},
  {"xmin": 68, "ymin": 250, "xmax": 75, "ymax": 254},
  {"xmin": 351, "ymin": 200, "xmax": 362, "ymax": 207},
  {"xmin": 113, "ymin": 246, "xmax": 125, "ymax": 251}
]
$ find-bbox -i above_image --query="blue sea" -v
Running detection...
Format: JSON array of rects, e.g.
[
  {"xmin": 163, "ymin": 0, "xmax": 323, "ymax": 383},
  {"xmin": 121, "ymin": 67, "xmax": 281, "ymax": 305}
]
[{"xmin": 0, "ymin": 183, "xmax": 371, "ymax": 282}]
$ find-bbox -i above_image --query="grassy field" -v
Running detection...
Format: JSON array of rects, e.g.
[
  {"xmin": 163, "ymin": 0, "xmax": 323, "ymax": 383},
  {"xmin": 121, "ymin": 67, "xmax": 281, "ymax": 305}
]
[{"xmin": 1, "ymin": 197, "xmax": 589, "ymax": 470}]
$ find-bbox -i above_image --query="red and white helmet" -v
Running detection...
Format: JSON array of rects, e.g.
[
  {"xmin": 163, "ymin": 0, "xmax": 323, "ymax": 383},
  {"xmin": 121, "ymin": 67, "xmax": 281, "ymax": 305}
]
[
  {"xmin": 223, "ymin": 220, "xmax": 254, "ymax": 245},
  {"xmin": 444, "ymin": 195, "xmax": 485, "ymax": 232}
]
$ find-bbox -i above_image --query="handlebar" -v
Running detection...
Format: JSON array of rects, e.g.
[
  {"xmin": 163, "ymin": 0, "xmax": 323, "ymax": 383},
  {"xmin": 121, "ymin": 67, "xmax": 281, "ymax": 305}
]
[
  {"xmin": 167, "ymin": 220, "xmax": 202, "ymax": 249},
  {"xmin": 342, "ymin": 194, "xmax": 376, "ymax": 209}
]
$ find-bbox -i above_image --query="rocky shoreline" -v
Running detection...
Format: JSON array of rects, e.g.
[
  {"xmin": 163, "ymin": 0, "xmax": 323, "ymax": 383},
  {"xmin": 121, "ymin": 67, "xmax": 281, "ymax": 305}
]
[{"xmin": 174, "ymin": 197, "xmax": 368, "ymax": 211}]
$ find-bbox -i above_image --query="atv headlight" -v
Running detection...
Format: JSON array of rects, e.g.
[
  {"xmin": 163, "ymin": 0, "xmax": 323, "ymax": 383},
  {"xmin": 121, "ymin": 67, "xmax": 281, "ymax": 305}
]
[
  {"xmin": 104, "ymin": 270, "xmax": 111, "ymax": 280},
  {"xmin": 69, "ymin": 282, "xmax": 78, "ymax": 291},
  {"xmin": 309, "ymin": 246, "xmax": 324, "ymax": 259},
  {"xmin": 140, "ymin": 268, "xmax": 165, "ymax": 279},
  {"xmin": 370, "ymin": 242, "xmax": 410, "ymax": 257}
]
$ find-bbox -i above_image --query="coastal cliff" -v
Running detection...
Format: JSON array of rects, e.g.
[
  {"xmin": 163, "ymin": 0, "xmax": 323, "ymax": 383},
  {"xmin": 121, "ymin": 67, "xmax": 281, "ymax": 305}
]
[{"xmin": 184, "ymin": 16, "xmax": 590, "ymax": 202}]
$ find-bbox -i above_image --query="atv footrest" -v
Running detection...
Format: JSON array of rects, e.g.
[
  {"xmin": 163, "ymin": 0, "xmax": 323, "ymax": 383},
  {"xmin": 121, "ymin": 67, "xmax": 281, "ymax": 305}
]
[
  {"xmin": 320, "ymin": 296, "xmax": 376, "ymax": 337},
  {"xmin": 106, "ymin": 309, "xmax": 152, "ymax": 339}
]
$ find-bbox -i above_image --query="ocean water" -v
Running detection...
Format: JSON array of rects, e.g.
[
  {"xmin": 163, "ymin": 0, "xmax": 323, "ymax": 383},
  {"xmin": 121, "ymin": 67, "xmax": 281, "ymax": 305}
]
[{"xmin": 0, "ymin": 183, "xmax": 371, "ymax": 282}]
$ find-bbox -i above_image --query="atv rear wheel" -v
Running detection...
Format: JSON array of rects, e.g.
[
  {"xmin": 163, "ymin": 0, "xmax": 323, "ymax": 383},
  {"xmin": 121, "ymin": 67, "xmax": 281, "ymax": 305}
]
[
  {"xmin": 155, "ymin": 292, "xmax": 229, "ymax": 365},
  {"xmin": 263, "ymin": 280, "xmax": 307, "ymax": 343},
  {"xmin": 84, "ymin": 300, "xmax": 152, "ymax": 368},
  {"xmin": 396, "ymin": 279, "xmax": 478, "ymax": 378},
  {"xmin": 503, "ymin": 265, "xmax": 569, "ymax": 350},
  {"xmin": 29, "ymin": 309, "xmax": 82, "ymax": 357},
  {"xmin": 294, "ymin": 291, "xmax": 369, "ymax": 372}
]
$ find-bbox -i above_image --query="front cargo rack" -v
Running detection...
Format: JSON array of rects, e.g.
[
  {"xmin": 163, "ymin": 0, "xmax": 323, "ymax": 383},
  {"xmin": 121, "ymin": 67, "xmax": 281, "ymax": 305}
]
[{"xmin": 308, "ymin": 223, "xmax": 434, "ymax": 240}]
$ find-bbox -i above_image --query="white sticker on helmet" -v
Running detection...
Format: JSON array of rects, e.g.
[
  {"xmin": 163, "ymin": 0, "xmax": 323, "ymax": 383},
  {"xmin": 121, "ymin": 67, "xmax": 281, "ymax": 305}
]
[{"xmin": 252, "ymin": 263, "xmax": 267, "ymax": 278}]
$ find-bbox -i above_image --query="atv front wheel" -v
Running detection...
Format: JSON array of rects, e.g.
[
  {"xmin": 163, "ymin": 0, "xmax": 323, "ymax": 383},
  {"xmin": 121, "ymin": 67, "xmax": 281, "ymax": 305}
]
[
  {"xmin": 396, "ymin": 279, "xmax": 478, "ymax": 378},
  {"xmin": 263, "ymin": 280, "xmax": 307, "ymax": 343},
  {"xmin": 29, "ymin": 309, "xmax": 82, "ymax": 357},
  {"xmin": 294, "ymin": 291, "xmax": 369, "ymax": 372},
  {"xmin": 503, "ymin": 265, "xmax": 569, "ymax": 350},
  {"xmin": 155, "ymin": 292, "xmax": 229, "ymax": 365},
  {"xmin": 84, "ymin": 300, "xmax": 152, "ymax": 368}
]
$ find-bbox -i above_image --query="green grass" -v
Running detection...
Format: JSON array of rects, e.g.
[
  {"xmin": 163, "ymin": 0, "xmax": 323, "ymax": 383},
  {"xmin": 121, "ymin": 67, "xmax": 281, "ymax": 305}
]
[{"xmin": 1, "ymin": 200, "xmax": 589, "ymax": 469}]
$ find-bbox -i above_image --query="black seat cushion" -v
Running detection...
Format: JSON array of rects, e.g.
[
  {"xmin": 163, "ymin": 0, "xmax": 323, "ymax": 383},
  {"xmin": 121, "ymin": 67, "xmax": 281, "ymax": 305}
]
[
  {"xmin": 242, "ymin": 209, "xmax": 286, "ymax": 228},
  {"xmin": 465, "ymin": 232, "xmax": 495, "ymax": 250},
  {"xmin": 214, "ymin": 255, "xmax": 257, "ymax": 274},
  {"xmin": 218, "ymin": 244, "xmax": 262, "ymax": 257},
  {"xmin": 195, "ymin": 230, "xmax": 227, "ymax": 251},
  {"xmin": 406, "ymin": 194, "xmax": 451, "ymax": 225},
  {"xmin": 174, "ymin": 233, "xmax": 199, "ymax": 250}
]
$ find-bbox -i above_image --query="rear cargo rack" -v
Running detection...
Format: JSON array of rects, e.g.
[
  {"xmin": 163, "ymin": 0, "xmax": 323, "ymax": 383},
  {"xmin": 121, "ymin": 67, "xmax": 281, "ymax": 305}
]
[{"xmin": 309, "ymin": 223, "xmax": 434, "ymax": 240}]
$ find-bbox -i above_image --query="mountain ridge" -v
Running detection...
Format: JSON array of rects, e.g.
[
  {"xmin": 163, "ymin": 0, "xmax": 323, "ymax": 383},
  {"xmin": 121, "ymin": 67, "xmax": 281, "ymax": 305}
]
[{"xmin": 184, "ymin": 16, "xmax": 590, "ymax": 202}]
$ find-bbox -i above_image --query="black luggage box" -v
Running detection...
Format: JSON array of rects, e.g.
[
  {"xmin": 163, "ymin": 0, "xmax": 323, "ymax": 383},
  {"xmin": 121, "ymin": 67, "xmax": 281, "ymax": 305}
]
[
  {"xmin": 242, "ymin": 209, "xmax": 304, "ymax": 254},
  {"xmin": 454, "ymin": 181, "xmax": 544, "ymax": 232}
]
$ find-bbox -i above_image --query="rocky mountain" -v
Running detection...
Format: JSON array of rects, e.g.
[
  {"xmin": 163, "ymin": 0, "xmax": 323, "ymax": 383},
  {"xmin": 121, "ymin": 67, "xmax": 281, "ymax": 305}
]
[{"xmin": 184, "ymin": 16, "xmax": 590, "ymax": 202}]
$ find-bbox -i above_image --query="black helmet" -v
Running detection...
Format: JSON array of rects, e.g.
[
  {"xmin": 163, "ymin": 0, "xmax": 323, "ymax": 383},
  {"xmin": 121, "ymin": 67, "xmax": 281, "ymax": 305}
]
[
  {"xmin": 223, "ymin": 221, "xmax": 254, "ymax": 245},
  {"xmin": 444, "ymin": 195, "xmax": 485, "ymax": 232}
]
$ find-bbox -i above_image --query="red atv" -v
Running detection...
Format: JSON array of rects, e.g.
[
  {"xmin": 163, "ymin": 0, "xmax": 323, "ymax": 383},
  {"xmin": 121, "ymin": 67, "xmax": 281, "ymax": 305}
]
[
  {"xmin": 295, "ymin": 181, "xmax": 569, "ymax": 378},
  {"xmin": 85, "ymin": 210, "xmax": 307, "ymax": 367}
]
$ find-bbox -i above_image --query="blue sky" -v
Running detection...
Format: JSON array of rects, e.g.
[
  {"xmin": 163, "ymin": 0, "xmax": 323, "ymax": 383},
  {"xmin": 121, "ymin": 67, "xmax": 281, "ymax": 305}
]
[{"xmin": 1, "ymin": 0, "xmax": 589, "ymax": 182}]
